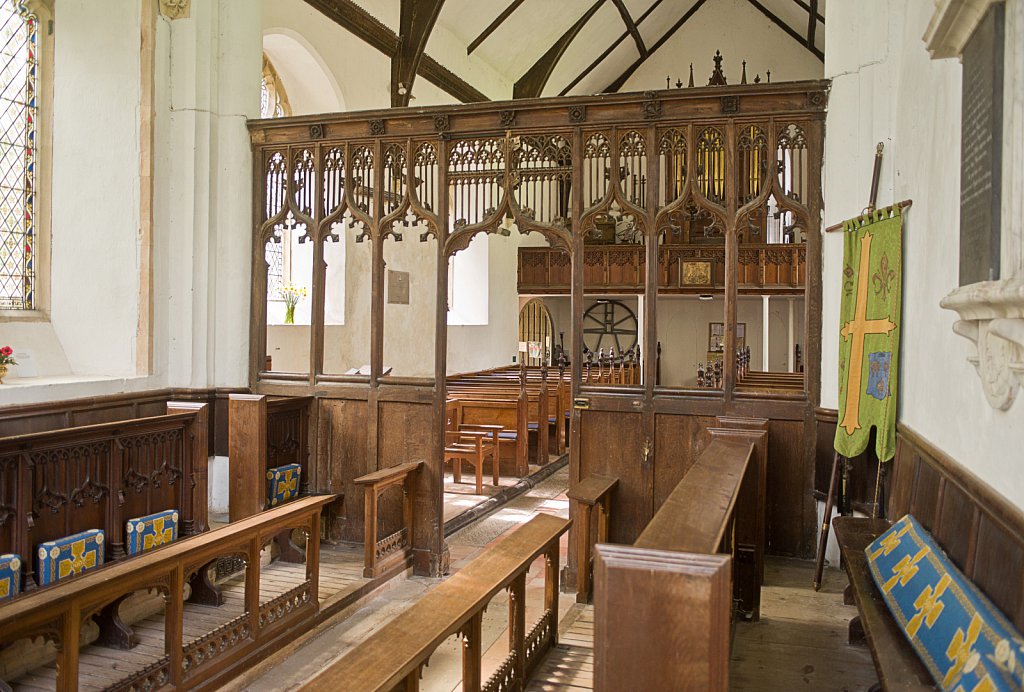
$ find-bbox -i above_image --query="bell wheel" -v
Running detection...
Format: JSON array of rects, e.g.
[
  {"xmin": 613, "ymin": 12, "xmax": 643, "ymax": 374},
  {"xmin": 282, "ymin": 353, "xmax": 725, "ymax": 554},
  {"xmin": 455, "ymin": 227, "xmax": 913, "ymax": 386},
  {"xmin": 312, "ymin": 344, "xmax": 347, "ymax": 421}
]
[{"xmin": 582, "ymin": 300, "xmax": 638, "ymax": 355}]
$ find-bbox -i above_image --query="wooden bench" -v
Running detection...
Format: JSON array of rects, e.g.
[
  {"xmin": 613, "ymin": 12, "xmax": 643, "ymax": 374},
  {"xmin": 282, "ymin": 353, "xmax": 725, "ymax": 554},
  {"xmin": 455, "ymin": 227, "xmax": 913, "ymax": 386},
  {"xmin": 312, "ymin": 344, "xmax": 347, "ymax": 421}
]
[
  {"xmin": 593, "ymin": 426, "xmax": 766, "ymax": 691},
  {"xmin": 833, "ymin": 516, "xmax": 935, "ymax": 692},
  {"xmin": 830, "ymin": 425, "xmax": 1024, "ymax": 692},
  {"xmin": 0, "ymin": 495, "xmax": 336, "ymax": 692},
  {"xmin": 301, "ymin": 513, "xmax": 570, "ymax": 692}
]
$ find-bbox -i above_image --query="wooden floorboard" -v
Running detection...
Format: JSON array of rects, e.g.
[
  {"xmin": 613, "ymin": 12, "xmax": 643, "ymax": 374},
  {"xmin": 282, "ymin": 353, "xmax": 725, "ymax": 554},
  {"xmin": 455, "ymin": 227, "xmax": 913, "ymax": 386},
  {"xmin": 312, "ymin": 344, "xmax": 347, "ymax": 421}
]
[
  {"xmin": 7, "ymin": 543, "xmax": 369, "ymax": 691},
  {"xmin": 525, "ymin": 558, "xmax": 879, "ymax": 692}
]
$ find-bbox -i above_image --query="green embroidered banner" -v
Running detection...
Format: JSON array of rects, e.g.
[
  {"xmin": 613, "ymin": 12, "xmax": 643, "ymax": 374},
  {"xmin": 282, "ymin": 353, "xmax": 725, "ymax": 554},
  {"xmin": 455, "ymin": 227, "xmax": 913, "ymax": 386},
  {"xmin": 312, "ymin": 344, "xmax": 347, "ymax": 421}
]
[{"xmin": 834, "ymin": 207, "xmax": 903, "ymax": 462}]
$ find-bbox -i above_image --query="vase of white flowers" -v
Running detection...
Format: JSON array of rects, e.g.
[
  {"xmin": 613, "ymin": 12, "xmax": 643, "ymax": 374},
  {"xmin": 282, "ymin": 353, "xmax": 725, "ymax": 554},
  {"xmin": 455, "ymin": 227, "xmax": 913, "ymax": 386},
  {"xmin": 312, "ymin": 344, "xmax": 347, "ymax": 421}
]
[{"xmin": 279, "ymin": 284, "xmax": 308, "ymax": 324}]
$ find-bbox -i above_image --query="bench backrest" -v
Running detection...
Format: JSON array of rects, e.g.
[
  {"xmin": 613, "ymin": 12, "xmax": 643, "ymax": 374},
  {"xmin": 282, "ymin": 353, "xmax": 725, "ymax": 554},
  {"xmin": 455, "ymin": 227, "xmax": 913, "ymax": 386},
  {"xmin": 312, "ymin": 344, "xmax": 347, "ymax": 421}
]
[{"xmin": 889, "ymin": 425, "xmax": 1024, "ymax": 631}]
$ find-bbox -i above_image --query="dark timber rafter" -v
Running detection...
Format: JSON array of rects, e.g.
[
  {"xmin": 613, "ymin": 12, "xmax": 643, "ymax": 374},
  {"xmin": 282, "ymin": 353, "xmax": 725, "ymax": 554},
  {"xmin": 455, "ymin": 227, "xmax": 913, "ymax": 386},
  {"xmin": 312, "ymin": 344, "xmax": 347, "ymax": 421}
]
[
  {"xmin": 392, "ymin": 0, "xmax": 447, "ymax": 107},
  {"xmin": 559, "ymin": 0, "xmax": 667, "ymax": 96},
  {"xmin": 604, "ymin": 0, "xmax": 706, "ymax": 93},
  {"xmin": 746, "ymin": 0, "xmax": 824, "ymax": 61},
  {"xmin": 610, "ymin": 0, "xmax": 647, "ymax": 58},
  {"xmin": 807, "ymin": 0, "xmax": 818, "ymax": 50},
  {"xmin": 513, "ymin": 0, "xmax": 606, "ymax": 100},
  {"xmin": 467, "ymin": 0, "xmax": 526, "ymax": 55},
  {"xmin": 303, "ymin": 0, "xmax": 488, "ymax": 104}
]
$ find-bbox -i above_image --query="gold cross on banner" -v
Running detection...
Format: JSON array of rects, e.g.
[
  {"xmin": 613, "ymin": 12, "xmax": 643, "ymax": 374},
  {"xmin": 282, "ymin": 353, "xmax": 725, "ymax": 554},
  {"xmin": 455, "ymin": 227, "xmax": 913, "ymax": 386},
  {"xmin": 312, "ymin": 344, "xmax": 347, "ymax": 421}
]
[{"xmin": 839, "ymin": 231, "xmax": 896, "ymax": 435}]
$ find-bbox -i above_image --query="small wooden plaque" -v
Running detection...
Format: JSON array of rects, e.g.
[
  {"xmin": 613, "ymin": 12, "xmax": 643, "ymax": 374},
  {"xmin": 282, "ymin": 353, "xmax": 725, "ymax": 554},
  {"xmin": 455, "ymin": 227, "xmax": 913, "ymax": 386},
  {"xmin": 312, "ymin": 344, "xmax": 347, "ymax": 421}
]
[
  {"xmin": 681, "ymin": 260, "xmax": 712, "ymax": 286},
  {"xmin": 387, "ymin": 270, "xmax": 410, "ymax": 304}
]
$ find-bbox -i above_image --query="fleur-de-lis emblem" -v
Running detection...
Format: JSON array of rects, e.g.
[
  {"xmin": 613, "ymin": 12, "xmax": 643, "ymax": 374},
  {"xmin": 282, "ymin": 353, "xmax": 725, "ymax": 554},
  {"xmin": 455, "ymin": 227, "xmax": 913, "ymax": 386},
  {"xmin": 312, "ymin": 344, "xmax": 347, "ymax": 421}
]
[{"xmin": 872, "ymin": 253, "xmax": 896, "ymax": 301}]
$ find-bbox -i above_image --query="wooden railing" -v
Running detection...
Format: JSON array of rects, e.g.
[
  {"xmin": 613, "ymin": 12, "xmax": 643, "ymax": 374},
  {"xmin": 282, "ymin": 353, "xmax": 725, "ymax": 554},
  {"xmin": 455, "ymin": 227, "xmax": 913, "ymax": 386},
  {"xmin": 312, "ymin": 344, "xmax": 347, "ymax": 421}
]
[
  {"xmin": 0, "ymin": 494, "xmax": 335, "ymax": 691},
  {"xmin": 0, "ymin": 403, "xmax": 208, "ymax": 592},
  {"xmin": 301, "ymin": 513, "xmax": 569, "ymax": 692},
  {"xmin": 228, "ymin": 394, "xmax": 312, "ymax": 521},
  {"xmin": 567, "ymin": 474, "xmax": 617, "ymax": 603},
  {"xmin": 593, "ymin": 427, "xmax": 765, "ymax": 691},
  {"xmin": 518, "ymin": 243, "xmax": 806, "ymax": 295},
  {"xmin": 353, "ymin": 461, "xmax": 422, "ymax": 578}
]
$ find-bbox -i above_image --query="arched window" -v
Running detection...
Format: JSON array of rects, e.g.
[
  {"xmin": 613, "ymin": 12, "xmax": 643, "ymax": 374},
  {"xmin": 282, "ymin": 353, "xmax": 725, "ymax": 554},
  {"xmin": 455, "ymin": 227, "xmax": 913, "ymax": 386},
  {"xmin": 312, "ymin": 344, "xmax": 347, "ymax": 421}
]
[
  {"xmin": 0, "ymin": 1, "xmax": 38, "ymax": 310},
  {"xmin": 261, "ymin": 53, "xmax": 291, "ymax": 120}
]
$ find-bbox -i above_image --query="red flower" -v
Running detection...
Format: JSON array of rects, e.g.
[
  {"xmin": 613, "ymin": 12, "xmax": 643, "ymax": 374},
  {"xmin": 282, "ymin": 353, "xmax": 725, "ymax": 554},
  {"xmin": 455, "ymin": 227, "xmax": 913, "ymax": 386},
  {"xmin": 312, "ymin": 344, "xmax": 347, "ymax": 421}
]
[{"xmin": 0, "ymin": 346, "xmax": 12, "ymax": 356}]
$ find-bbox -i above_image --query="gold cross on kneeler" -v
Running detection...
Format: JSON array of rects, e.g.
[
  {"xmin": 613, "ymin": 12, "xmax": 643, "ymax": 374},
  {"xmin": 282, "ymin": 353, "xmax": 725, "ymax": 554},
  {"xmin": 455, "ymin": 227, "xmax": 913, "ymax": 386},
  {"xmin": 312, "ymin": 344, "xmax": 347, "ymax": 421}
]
[
  {"xmin": 58, "ymin": 541, "xmax": 96, "ymax": 579},
  {"xmin": 839, "ymin": 231, "xmax": 896, "ymax": 435}
]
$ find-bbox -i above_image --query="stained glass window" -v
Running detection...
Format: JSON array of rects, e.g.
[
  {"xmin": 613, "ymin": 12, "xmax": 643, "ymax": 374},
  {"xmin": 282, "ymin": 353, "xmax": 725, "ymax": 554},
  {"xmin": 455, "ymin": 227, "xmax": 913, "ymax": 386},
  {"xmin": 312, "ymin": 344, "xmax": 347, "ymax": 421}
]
[
  {"xmin": 260, "ymin": 54, "xmax": 291, "ymax": 120},
  {"xmin": 0, "ymin": 1, "xmax": 36, "ymax": 310}
]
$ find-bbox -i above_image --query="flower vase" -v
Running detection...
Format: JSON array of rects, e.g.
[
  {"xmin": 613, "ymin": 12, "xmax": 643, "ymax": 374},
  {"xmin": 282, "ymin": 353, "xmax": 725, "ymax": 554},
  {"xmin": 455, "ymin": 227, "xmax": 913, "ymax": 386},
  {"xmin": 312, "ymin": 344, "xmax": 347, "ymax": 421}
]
[
  {"xmin": 0, "ymin": 364, "xmax": 7, "ymax": 384},
  {"xmin": 285, "ymin": 304, "xmax": 295, "ymax": 325}
]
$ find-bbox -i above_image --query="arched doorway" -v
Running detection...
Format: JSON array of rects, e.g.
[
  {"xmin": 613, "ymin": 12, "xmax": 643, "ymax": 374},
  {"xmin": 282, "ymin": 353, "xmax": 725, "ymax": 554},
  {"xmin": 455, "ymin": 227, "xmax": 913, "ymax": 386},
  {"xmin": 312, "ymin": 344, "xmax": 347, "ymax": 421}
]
[{"xmin": 518, "ymin": 298, "xmax": 554, "ymax": 366}]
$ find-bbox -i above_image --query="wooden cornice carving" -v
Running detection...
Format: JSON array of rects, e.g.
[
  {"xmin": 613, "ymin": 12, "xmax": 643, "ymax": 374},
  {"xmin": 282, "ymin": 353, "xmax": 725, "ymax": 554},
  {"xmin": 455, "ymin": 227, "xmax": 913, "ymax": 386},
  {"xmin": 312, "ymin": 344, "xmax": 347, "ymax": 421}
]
[
  {"xmin": 303, "ymin": 0, "xmax": 488, "ymax": 103},
  {"xmin": 513, "ymin": 0, "xmax": 605, "ymax": 99},
  {"xmin": 392, "ymin": 0, "xmax": 447, "ymax": 107}
]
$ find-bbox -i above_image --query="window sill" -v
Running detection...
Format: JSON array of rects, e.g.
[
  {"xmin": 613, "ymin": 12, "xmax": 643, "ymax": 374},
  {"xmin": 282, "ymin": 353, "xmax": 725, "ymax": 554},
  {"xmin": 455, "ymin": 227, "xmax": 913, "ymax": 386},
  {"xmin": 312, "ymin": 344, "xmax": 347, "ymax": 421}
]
[
  {"xmin": 0, "ymin": 309, "xmax": 49, "ymax": 322},
  {"xmin": 0, "ymin": 374, "xmax": 155, "ymax": 407},
  {"xmin": 940, "ymin": 277, "xmax": 1024, "ymax": 410}
]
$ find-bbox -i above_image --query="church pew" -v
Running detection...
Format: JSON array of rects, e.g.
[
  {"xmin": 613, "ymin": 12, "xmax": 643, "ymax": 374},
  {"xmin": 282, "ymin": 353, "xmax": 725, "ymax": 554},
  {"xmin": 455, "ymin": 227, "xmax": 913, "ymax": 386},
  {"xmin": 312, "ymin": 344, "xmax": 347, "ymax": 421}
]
[
  {"xmin": 830, "ymin": 425, "xmax": 1024, "ymax": 691},
  {"xmin": 447, "ymin": 364, "xmax": 569, "ymax": 459},
  {"xmin": 592, "ymin": 426, "xmax": 765, "ymax": 691},
  {"xmin": 447, "ymin": 385, "xmax": 563, "ymax": 460},
  {"xmin": 300, "ymin": 513, "xmax": 569, "ymax": 692},
  {"xmin": 227, "ymin": 394, "xmax": 313, "ymax": 522},
  {"xmin": 568, "ymin": 474, "xmax": 617, "ymax": 603},
  {"xmin": 0, "ymin": 403, "xmax": 209, "ymax": 595},
  {"xmin": 451, "ymin": 397, "xmax": 528, "ymax": 476},
  {"xmin": 0, "ymin": 494, "xmax": 336, "ymax": 692}
]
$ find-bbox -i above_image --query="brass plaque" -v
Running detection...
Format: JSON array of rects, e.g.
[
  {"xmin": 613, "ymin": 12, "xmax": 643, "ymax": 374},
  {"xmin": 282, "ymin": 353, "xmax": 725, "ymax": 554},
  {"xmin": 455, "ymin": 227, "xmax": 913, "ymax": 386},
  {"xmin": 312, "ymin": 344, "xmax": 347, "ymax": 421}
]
[
  {"xmin": 681, "ymin": 260, "xmax": 712, "ymax": 286},
  {"xmin": 387, "ymin": 270, "xmax": 410, "ymax": 304}
]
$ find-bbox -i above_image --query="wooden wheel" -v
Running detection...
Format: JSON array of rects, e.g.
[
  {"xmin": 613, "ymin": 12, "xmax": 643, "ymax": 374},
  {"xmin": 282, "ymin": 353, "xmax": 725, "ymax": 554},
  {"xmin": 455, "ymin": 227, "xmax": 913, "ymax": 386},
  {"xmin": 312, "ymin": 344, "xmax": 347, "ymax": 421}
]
[{"xmin": 582, "ymin": 300, "xmax": 638, "ymax": 355}]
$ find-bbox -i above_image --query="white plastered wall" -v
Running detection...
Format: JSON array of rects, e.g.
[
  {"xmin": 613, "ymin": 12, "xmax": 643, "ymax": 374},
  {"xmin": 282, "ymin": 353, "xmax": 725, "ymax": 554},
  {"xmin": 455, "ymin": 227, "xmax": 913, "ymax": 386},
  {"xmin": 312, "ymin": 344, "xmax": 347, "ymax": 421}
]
[{"xmin": 822, "ymin": 0, "xmax": 1024, "ymax": 517}]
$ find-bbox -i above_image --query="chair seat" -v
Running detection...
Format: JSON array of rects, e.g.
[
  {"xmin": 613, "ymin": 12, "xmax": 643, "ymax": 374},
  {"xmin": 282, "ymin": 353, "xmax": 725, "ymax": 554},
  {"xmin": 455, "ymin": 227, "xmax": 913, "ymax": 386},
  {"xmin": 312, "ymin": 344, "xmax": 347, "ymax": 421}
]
[{"xmin": 498, "ymin": 431, "xmax": 519, "ymax": 440}]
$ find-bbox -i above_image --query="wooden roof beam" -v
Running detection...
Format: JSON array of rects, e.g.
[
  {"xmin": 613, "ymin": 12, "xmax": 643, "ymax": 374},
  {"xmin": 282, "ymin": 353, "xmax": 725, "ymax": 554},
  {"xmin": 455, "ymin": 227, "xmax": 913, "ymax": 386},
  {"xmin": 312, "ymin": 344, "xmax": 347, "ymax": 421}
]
[
  {"xmin": 611, "ymin": 0, "xmax": 647, "ymax": 58},
  {"xmin": 807, "ymin": 0, "xmax": 818, "ymax": 49},
  {"xmin": 559, "ymin": 0, "xmax": 667, "ymax": 96},
  {"xmin": 467, "ymin": 0, "xmax": 526, "ymax": 55},
  {"xmin": 604, "ymin": 0, "xmax": 706, "ymax": 93},
  {"xmin": 513, "ymin": 0, "xmax": 606, "ymax": 100},
  {"xmin": 303, "ymin": 0, "xmax": 488, "ymax": 104},
  {"xmin": 792, "ymin": 0, "xmax": 824, "ymax": 24},
  {"xmin": 392, "ymin": 0, "xmax": 447, "ymax": 107},
  {"xmin": 746, "ymin": 0, "xmax": 824, "ymax": 61}
]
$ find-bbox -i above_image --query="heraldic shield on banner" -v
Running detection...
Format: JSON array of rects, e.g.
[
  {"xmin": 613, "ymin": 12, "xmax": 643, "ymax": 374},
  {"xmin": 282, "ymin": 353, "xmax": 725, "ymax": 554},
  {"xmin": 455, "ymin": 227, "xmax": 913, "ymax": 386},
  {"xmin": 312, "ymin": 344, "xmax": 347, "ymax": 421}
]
[{"xmin": 834, "ymin": 207, "xmax": 903, "ymax": 462}]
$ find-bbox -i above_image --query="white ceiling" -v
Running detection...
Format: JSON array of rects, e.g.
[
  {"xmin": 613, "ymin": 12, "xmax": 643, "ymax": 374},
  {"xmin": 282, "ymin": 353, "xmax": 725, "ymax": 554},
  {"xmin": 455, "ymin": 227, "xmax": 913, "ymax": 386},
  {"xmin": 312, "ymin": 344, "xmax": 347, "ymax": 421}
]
[{"xmin": 345, "ymin": 0, "xmax": 826, "ymax": 99}]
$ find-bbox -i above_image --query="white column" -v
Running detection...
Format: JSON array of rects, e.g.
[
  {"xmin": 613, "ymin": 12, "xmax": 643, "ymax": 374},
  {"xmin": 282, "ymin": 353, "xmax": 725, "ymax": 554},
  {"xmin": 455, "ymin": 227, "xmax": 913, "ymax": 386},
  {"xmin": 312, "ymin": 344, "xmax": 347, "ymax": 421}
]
[
  {"xmin": 761, "ymin": 294, "xmax": 770, "ymax": 371},
  {"xmin": 787, "ymin": 297, "xmax": 796, "ymax": 373}
]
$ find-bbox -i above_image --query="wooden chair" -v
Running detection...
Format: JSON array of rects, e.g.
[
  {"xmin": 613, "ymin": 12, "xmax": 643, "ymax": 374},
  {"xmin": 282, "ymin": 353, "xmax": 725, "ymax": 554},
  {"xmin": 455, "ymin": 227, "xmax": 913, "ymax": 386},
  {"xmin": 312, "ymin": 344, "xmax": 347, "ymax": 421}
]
[{"xmin": 444, "ymin": 430, "xmax": 498, "ymax": 495}]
